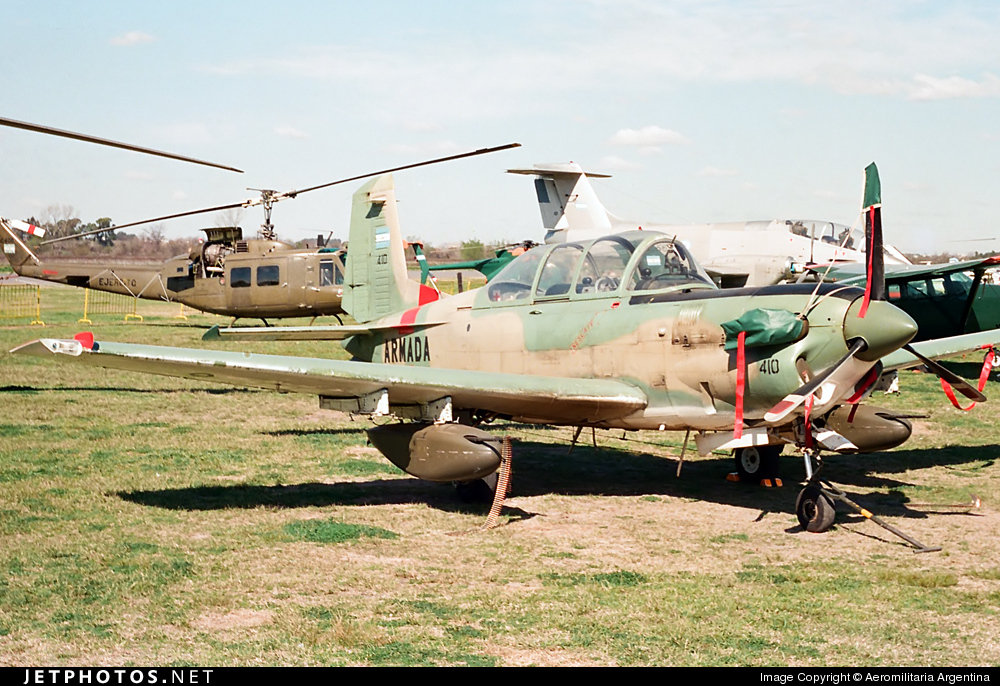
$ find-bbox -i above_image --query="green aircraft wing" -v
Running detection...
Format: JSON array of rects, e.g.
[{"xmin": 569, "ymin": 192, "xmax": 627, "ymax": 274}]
[
  {"xmin": 202, "ymin": 321, "xmax": 448, "ymax": 342},
  {"xmin": 881, "ymin": 329, "xmax": 1000, "ymax": 371},
  {"xmin": 816, "ymin": 256, "xmax": 1000, "ymax": 285},
  {"xmin": 12, "ymin": 337, "xmax": 648, "ymax": 424}
]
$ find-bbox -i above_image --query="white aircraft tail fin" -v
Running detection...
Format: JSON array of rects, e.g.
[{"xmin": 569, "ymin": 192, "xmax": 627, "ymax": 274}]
[{"xmin": 507, "ymin": 163, "xmax": 618, "ymax": 243}]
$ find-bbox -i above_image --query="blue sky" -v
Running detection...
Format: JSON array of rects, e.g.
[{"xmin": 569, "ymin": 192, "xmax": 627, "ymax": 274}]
[{"xmin": 1, "ymin": 1, "xmax": 998, "ymax": 253}]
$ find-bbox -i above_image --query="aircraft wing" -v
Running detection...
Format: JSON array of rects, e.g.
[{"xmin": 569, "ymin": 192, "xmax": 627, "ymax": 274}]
[
  {"xmin": 817, "ymin": 256, "xmax": 1000, "ymax": 284},
  {"xmin": 881, "ymin": 329, "xmax": 1000, "ymax": 371},
  {"xmin": 11, "ymin": 337, "xmax": 648, "ymax": 424},
  {"xmin": 202, "ymin": 321, "xmax": 447, "ymax": 342}
]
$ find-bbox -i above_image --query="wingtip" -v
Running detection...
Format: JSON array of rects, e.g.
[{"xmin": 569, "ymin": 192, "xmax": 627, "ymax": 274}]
[{"xmin": 202, "ymin": 325, "xmax": 221, "ymax": 341}]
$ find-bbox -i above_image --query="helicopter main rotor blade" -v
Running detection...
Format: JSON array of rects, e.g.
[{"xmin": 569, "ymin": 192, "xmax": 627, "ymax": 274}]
[
  {"xmin": 0, "ymin": 116, "xmax": 243, "ymax": 174},
  {"xmin": 39, "ymin": 201, "xmax": 249, "ymax": 245},
  {"xmin": 36, "ymin": 142, "xmax": 520, "ymax": 244},
  {"xmin": 285, "ymin": 142, "xmax": 522, "ymax": 198}
]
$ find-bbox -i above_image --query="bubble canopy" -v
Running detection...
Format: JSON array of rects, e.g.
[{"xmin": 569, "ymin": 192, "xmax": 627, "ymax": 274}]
[{"xmin": 484, "ymin": 231, "xmax": 716, "ymax": 304}]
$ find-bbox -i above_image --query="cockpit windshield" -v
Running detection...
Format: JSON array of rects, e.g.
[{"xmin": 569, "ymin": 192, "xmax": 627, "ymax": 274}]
[
  {"xmin": 486, "ymin": 247, "xmax": 547, "ymax": 302},
  {"xmin": 625, "ymin": 238, "xmax": 715, "ymax": 292},
  {"xmin": 786, "ymin": 220, "xmax": 865, "ymax": 251}
]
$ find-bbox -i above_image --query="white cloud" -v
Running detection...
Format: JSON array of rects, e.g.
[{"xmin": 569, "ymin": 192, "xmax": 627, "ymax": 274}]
[
  {"xmin": 110, "ymin": 31, "xmax": 154, "ymax": 47},
  {"xmin": 275, "ymin": 126, "xmax": 307, "ymax": 139},
  {"xmin": 907, "ymin": 73, "xmax": 1000, "ymax": 101}
]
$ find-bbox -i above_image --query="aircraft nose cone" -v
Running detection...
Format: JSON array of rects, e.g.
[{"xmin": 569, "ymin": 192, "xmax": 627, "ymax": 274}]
[{"xmin": 843, "ymin": 299, "xmax": 918, "ymax": 361}]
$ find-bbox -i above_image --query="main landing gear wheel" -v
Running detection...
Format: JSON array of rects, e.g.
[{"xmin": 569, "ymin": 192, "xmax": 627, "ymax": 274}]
[
  {"xmin": 733, "ymin": 445, "xmax": 782, "ymax": 483},
  {"xmin": 795, "ymin": 485, "xmax": 836, "ymax": 533}
]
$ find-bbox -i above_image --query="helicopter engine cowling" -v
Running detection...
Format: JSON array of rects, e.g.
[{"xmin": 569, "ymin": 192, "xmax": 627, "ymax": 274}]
[
  {"xmin": 366, "ymin": 423, "xmax": 503, "ymax": 482},
  {"xmin": 818, "ymin": 405, "xmax": 913, "ymax": 453}
]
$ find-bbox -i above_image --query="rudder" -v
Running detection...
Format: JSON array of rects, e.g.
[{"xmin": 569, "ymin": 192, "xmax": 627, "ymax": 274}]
[{"xmin": 342, "ymin": 175, "xmax": 438, "ymax": 323}]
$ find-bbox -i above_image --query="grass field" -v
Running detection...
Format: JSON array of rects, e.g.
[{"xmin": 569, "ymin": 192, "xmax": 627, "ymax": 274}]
[{"xmin": 1, "ymin": 283, "xmax": 999, "ymax": 666}]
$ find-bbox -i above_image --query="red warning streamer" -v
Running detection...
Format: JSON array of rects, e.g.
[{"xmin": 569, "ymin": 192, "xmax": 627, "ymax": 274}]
[
  {"xmin": 941, "ymin": 347, "xmax": 995, "ymax": 411},
  {"xmin": 859, "ymin": 206, "xmax": 877, "ymax": 318},
  {"xmin": 734, "ymin": 331, "xmax": 746, "ymax": 439}
]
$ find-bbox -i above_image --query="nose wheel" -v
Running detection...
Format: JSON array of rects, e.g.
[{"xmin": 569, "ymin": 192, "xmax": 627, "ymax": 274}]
[{"xmin": 795, "ymin": 485, "xmax": 836, "ymax": 532}]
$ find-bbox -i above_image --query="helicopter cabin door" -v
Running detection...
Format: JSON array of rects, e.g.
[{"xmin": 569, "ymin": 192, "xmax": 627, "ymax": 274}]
[
  {"xmin": 305, "ymin": 254, "xmax": 344, "ymax": 311},
  {"xmin": 225, "ymin": 257, "xmax": 290, "ymax": 315}
]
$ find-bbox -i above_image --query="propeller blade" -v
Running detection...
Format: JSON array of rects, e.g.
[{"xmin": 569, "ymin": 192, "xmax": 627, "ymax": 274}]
[
  {"xmin": 0, "ymin": 116, "xmax": 243, "ymax": 173},
  {"xmin": 902, "ymin": 344, "xmax": 987, "ymax": 402},
  {"xmin": 765, "ymin": 339, "xmax": 867, "ymax": 423},
  {"xmin": 859, "ymin": 162, "xmax": 884, "ymax": 316}
]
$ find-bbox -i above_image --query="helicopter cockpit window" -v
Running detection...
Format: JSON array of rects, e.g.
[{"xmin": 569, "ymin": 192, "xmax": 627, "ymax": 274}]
[
  {"xmin": 574, "ymin": 237, "xmax": 636, "ymax": 296},
  {"xmin": 536, "ymin": 244, "xmax": 584, "ymax": 297},
  {"xmin": 230, "ymin": 267, "xmax": 251, "ymax": 288},
  {"xmin": 320, "ymin": 260, "xmax": 335, "ymax": 287},
  {"xmin": 486, "ymin": 248, "xmax": 546, "ymax": 302},
  {"xmin": 626, "ymin": 239, "xmax": 715, "ymax": 292},
  {"xmin": 257, "ymin": 265, "xmax": 280, "ymax": 287}
]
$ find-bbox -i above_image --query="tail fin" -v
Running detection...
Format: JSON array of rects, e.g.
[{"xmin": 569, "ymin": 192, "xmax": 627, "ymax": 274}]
[
  {"xmin": 342, "ymin": 175, "xmax": 439, "ymax": 323},
  {"xmin": 0, "ymin": 217, "xmax": 43, "ymax": 272},
  {"xmin": 507, "ymin": 163, "xmax": 617, "ymax": 243}
]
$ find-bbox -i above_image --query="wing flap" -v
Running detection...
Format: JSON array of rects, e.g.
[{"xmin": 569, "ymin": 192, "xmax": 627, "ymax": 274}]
[
  {"xmin": 12, "ymin": 338, "xmax": 648, "ymax": 424},
  {"xmin": 202, "ymin": 321, "xmax": 447, "ymax": 342}
]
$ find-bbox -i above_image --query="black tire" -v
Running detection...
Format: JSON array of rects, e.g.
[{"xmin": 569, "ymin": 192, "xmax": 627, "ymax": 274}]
[
  {"xmin": 733, "ymin": 445, "xmax": 782, "ymax": 483},
  {"xmin": 795, "ymin": 486, "xmax": 836, "ymax": 532},
  {"xmin": 454, "ymin": 471, "xmax": 499, "ymax": 504}
]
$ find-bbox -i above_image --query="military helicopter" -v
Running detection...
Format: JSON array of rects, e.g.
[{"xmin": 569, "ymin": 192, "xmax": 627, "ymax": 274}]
[
  {"xmin": 14, "ymin": 167, "xmax": 999, "ymax": 543},
  {"xmin": 1, "ymin": 115, "xmax": 518, "ymax": 324},
  {"xmin": 1, "ymin": 217, "xmax": 350, "ymax": 324}
]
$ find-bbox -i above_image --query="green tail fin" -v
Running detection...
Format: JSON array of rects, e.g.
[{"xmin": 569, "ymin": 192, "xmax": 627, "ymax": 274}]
[{"xmin": 342, "ymin": 175, "xmax": 439, "ymax": 323}]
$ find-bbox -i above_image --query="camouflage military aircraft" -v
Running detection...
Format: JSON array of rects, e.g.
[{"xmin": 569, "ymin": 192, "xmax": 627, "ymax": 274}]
[
  {"xmin": 1, "ymin": 143, "xmax": 518, "ymax": 324},
  {"xmin": 12, "ymin": 170, "xmax": 997, "ymax": 533},
  {"xmin": 508, "ymin": 163, "xmax": 912, "ymax": 288}
]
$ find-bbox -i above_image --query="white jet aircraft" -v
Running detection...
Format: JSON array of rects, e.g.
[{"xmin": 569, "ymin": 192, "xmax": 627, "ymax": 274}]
[{"xmin": 508, "ymin": 163, "xmax": 911, "ymax": 288}]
